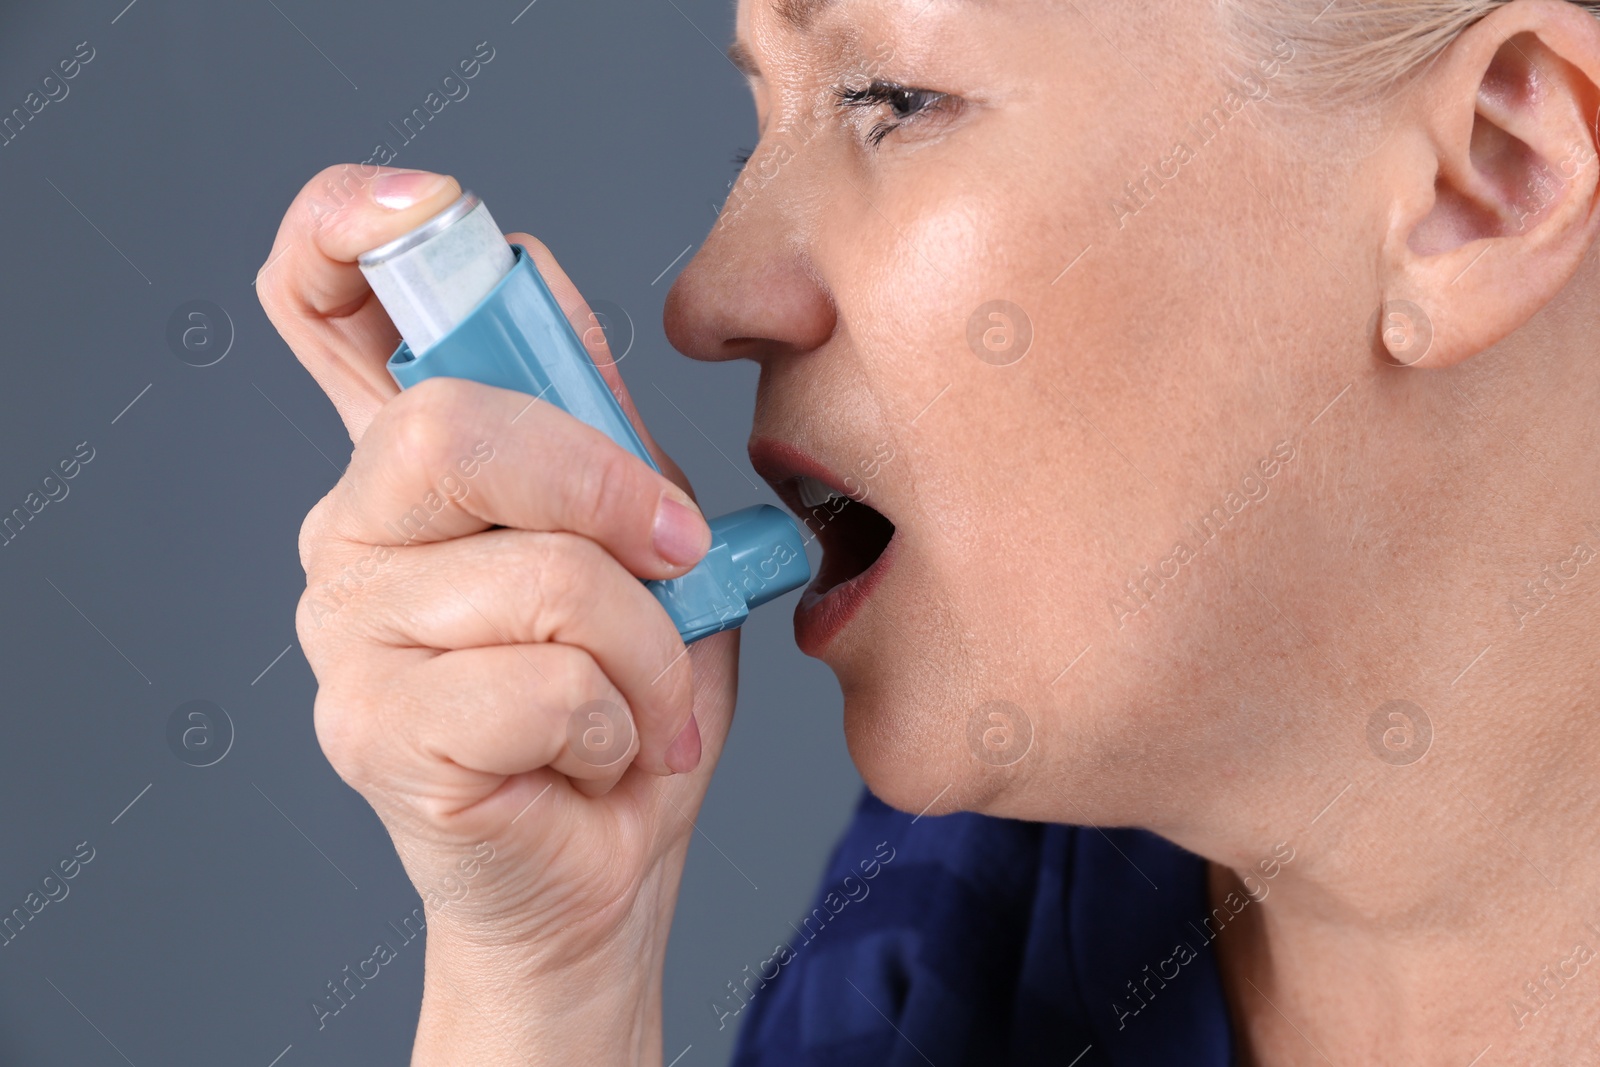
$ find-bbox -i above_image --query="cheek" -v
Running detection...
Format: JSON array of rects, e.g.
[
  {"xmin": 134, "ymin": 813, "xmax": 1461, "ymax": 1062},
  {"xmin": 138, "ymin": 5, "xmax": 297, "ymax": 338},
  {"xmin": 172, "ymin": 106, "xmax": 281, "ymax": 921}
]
[
  {"xmin": 818, "ymin": 156, "xmax": 1157, "ymax": 814},
  {"xmin": 832, "ymin": 189, "xmax": 994, "ymax": 408}
]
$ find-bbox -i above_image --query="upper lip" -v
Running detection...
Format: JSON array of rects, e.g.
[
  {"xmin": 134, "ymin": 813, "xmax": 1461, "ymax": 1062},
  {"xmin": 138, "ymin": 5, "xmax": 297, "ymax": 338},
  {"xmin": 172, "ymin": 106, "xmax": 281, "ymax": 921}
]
[{"xmin": 748, "ymin": 436, "xmax": 863, "ymax": 522}]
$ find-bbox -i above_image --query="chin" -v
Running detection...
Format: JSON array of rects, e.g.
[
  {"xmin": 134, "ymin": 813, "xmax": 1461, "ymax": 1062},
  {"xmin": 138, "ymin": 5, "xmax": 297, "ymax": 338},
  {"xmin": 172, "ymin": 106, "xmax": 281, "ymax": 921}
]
[{"xmin": 835, "ymin": 679, "xmax": 1021, "ymax": 820}]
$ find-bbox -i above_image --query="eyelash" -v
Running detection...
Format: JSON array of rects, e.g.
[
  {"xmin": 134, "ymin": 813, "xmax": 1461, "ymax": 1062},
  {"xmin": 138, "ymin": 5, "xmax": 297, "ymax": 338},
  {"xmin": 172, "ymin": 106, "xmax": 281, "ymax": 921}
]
[
  {"xmin": 832, "ymin": 80, "xmax": 953, "ymax": 147},
  {"xmin": 730, "ymin": 79, "xmax": 953, "ymax": 169}
]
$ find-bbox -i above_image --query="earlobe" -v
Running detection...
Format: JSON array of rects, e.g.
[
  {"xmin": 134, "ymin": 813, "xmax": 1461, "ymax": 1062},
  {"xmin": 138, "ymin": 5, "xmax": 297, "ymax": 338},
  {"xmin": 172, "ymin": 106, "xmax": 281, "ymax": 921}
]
[{"xmin": 1378, "ymin": 1, "xmax": 1600, "ymax": 369}]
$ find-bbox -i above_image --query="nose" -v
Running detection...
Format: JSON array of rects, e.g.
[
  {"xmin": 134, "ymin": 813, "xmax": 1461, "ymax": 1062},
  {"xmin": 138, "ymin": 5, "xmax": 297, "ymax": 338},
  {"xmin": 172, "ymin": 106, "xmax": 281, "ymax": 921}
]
[{"xmin": 663, "ymin": 192, "xmax": 836, "ymax": 365}]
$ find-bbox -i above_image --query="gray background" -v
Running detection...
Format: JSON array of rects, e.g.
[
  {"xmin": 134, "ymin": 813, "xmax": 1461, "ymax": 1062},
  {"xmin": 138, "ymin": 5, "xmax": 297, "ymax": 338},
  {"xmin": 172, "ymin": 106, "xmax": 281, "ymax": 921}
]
[{"xmin": 0, "ymin": 0, "xmax": 862, "ymax": 1063}]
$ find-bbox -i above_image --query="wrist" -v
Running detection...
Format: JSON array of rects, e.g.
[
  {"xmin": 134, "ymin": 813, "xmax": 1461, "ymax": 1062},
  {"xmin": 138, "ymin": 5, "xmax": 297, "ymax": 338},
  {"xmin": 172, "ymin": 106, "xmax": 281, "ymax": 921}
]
[
  {"xmin": 411, "ymin": 931, "xmax": 665, "ymax": 1067},
  {"xmin": 409, "ymin": 854, "xmax": 687, "ymax": 1067}
]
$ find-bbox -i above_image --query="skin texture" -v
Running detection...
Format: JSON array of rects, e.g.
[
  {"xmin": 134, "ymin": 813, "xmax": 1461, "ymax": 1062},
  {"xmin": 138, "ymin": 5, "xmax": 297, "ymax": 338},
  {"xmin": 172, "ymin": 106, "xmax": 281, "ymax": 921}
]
[{"xmin": 258, "ymin": 0, "xmax": 1600, "ymax": 1064}]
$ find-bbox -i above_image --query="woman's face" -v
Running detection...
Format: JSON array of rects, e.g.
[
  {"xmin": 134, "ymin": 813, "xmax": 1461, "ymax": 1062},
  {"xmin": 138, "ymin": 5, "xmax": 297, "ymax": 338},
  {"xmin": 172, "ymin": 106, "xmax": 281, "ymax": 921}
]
[{"xmin": 666, "ymin": 0, "xmax": 1412, "ymax": 833}]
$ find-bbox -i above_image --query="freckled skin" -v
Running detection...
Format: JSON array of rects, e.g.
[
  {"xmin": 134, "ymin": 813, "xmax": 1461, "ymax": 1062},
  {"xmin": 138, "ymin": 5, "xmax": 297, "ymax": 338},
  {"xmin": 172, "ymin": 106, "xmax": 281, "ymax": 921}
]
[{"xmin": 664, "ymin": 0, "xmax": 1600, "ymax": 1062}]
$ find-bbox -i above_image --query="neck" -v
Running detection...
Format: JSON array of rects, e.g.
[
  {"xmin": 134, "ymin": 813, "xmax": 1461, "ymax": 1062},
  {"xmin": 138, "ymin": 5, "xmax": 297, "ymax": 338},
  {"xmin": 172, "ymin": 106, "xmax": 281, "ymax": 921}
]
[{"xmin": 1185, "ymin": 690, "xmax": 1600, "ymax": 1066}]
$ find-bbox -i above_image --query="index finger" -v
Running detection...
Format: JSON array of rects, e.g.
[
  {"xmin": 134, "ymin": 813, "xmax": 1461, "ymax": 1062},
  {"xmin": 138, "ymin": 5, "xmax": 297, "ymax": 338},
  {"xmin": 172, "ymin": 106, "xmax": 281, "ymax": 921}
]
[{"xmin": 319, "ymin": 375, "xmax": 712, "ymax": 580}]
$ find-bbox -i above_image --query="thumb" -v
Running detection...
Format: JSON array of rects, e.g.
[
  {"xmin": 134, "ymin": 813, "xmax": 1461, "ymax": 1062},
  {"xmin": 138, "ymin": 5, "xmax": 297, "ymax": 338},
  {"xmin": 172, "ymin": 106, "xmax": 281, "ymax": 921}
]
[{"xmin": 257, "ymin": 165, "xmax": 465, "ymax": 443}]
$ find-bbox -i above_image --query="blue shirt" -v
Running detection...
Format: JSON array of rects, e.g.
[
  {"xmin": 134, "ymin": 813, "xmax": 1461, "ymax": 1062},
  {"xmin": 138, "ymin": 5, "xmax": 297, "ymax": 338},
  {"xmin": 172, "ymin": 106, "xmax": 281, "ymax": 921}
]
[{"xmin": 729, "ymin": 789, "xmax": 1235, "ymax": 1066}]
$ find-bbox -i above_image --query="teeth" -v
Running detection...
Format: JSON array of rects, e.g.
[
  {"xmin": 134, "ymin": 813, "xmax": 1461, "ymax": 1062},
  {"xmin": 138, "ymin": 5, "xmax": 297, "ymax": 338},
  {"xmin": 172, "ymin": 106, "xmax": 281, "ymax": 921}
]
[{"xmin": 797, "ymin": 475, "xmax": 847, "ymax": 509}]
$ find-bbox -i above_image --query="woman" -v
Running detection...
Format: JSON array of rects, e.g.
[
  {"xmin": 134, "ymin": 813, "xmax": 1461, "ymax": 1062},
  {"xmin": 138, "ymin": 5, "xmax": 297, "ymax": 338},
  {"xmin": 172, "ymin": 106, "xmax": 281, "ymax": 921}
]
[{"xmin": 257, "ymin": 0, "xmax": 1600, "ymax": 1062}]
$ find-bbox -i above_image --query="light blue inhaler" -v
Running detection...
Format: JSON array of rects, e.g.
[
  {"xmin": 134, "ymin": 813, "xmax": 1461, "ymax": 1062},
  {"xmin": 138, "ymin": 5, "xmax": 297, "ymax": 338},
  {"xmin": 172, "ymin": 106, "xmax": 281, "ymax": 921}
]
[{"xmin": 358, "ymin": 192, "xmax": 810, "ymax": 644}]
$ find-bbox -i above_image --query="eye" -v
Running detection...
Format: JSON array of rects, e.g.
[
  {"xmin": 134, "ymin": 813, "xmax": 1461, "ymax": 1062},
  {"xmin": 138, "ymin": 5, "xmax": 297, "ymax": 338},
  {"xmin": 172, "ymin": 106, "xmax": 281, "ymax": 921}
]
[
  {"xmin": 732, "ymin": 146, "xmax": 754, "ymax": 169},
  {"xmin": 832, "ymin": 79, "xmax": 956, "ymax": 148}
]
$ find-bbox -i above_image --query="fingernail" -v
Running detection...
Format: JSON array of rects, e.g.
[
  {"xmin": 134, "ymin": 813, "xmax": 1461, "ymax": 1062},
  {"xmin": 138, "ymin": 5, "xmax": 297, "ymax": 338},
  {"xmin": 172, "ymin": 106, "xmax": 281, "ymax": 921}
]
[
  {"xmin": 653, "ymin": 492, "xmax": 711, "ymax": 567},
  {"xmin": 665, "ymin": 712, "xmax": 702, "ymax": 775},
  {"xmin": 370, "ymin": 170, "xmax": 451, "ymax": 211}
]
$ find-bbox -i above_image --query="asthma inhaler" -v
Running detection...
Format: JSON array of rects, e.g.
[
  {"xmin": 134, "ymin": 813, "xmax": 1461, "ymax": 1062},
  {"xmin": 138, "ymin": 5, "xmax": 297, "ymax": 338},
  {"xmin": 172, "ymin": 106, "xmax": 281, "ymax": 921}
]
[{"xmin": 357, "ymin": 192, "xmax": 811, "ymax": 644}]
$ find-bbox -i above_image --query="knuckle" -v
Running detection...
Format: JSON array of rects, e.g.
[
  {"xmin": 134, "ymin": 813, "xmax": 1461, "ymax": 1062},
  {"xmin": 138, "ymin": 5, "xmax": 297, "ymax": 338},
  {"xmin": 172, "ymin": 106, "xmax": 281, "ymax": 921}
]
[
  {"xmin": 294, "ymin": 585, "xmax": 328, "ymax": 646},
  {"xmin": 379, "ymin": 378, "xmax": 474, "ymax": 475},
  {"xmin": 548, "ymin": 642, "xmax": 603, "ymax": 706},
  {"xmin": 310, "ymin": 684, "xmax": 378, "ymax": 788},
  {"xmin": 295, "ymin": 561, "xmax": 362, "ymax": 645},
  {"xmin": 261, "ymin": 165, "xmax": 371, "ymax": 298},
  {"xmin": 295, "ymin": 520, "xmax": 393, "ymax": 647},
  {"xmin": 255, "ymin": 257, "xmax": 288, "ymax": 315},
  {"xmin": 297, "ymin": 492, "xmax": 338, "ymax": 575}
]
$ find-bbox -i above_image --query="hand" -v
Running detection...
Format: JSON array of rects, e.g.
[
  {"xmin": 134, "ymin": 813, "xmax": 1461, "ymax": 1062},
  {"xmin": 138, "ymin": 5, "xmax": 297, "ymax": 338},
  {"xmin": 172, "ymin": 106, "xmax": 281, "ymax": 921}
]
[{"xmin": 257, "ymin": 165, "xmax": 741, "ymax": 1064}]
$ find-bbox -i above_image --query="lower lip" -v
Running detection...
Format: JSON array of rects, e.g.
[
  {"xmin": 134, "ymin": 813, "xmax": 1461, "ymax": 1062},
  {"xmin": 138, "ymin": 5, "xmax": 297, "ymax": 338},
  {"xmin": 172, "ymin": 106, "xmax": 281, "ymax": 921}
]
[{"xmin": 793, "ymin": 534, "xmax": 899, "ymax": 656}]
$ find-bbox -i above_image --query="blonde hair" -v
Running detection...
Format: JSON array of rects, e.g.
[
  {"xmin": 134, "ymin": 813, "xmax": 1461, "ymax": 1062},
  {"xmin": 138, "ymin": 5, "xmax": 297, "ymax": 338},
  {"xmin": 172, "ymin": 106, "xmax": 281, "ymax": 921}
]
[{"xmin": 1224, "ymin": 0, "xmax": 1600, "ymax": 104}]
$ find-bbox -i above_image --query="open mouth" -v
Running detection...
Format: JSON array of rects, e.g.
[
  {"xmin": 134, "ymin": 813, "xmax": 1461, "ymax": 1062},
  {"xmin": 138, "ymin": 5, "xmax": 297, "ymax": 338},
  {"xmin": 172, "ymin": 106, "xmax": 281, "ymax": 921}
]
[
  {"xmin": 781, "ymin": 475, "xmax": 897, "ymax": 599},
  {"xmin": 748, "ymin": 438, "xmax": 902, "ymax": 639},
  {"xmin": 749, "ymin": 438, "xmax": 900, "ymax": 650}
]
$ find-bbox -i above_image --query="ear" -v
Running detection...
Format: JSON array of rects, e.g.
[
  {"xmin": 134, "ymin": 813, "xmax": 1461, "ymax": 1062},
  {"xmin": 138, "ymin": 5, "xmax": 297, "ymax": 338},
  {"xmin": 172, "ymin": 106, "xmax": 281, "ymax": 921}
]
[{"xmin": 1378, "ymin": 0, "xmax": 1600, "ymax": 368}]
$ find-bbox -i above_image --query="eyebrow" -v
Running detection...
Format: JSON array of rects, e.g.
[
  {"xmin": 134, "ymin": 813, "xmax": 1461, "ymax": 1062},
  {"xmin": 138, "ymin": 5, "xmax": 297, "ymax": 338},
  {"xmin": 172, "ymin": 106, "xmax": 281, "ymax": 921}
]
[
  {"xmin": 729, "ymin": 0, "xmax": 967, "ymax": 78},
  {"xmin": 775, "ymin": 0, "xmax": 835, "ymax": 28},
  {"xmin": 727, "ymin": 39, "xmax": 760, "ymax": 78},
  {"xmin": 726, "ymin": 0, "xmax": 838, "ymax": 78}
]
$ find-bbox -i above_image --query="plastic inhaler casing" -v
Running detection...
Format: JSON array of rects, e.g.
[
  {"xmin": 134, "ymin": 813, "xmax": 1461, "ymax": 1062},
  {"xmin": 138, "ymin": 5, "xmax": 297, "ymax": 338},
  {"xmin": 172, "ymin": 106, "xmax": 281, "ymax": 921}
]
[{"xmin": 360, "ymin": 194, "xmax": 811, "ymax": 644}]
